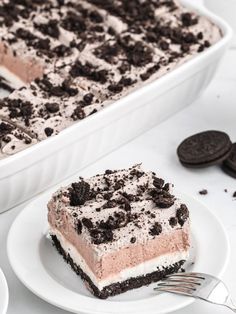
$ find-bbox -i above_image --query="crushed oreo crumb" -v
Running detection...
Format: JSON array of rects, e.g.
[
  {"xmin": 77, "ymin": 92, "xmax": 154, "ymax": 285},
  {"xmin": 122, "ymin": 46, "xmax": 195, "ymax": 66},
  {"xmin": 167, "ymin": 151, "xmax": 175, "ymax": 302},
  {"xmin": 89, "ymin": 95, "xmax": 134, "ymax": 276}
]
[
  {"xmin": 199, "ymin": 189, "xmax": 208, "ymax": 195},
  {"xmin": 76, "ymin": 220, "xmax": 83, "ymax": 234},
  {"xmin": 176, "ymin": 204, "xmax": 189, "ymax": 226},
  {"xmin": 70, "ymin": 181, "xmax": 90, "ymax": 206},
  {"xmin": 130, "ymin": 236, "xmax": 136, "ymax": 243},
  {"xmin": 149, "ymin": 222, "xmax": 162, "ymax": 236}
]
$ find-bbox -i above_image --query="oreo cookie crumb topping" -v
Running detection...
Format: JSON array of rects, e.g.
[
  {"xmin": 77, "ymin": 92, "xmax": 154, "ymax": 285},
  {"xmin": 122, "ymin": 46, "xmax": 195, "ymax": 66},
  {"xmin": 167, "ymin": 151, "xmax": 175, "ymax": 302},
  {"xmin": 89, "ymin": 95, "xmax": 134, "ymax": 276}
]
[
  {"xmin": 35, "ymin": 19, "xmax": 60, "ymax": 39},
  {"xmin": 53, "ymin": 44, "xmax": 72, "ymax": 57},
  {"xmin": 154, "ymin": 194, "xmax": 175, "ymax": 208},
  {"xmin": 99, "ymin": 211, "xmax": 128, "ymax": 230},
  {"xmin": 61, "ymin": 11, "xmax": 86, "ymax": 33},
  {"xmin": 149, "ymin": 222, "xmax": 162, "ymax": 236},
  {"xmin": 70, "ymin": 181, "xmax": 90, "ymax": 206},
  {"xmin": 89, "ymin": 10, "xmax": 103, "ymax": 23},
  {"xmin": 176, "ymin": 204, "xmax": 189, "ymax": 226},
  {"xmin": 0, "ymin": 122, "xmax": 14, "ymax": 134},
  {"xmin": 94, "ymin": 42, "xmax": 120, "ymax": 64},
  {"xmin": 77, "ymin": 220, "xmax": 83, "ymax": 234},
  {"xmin": 71, "ymin": 106, "xmax": 85, "ymax": 121},
  {"xmin": 153, "ymin": 177, "xmax": 165, "ymax": 189},
  {"xmin": 181, "ymin": 12, "xmax": 198, "ymax": 27},
  {"xmin": 70, "ymin": 60, "xmax": 108, "ymax": 83},
  {"xmin": 35, "ymin": 76, "xmax": 78, "ymax": 98},
  {"xmin": 45, "ymin": 102, "xmax": 59, "ymax": 113},
  {"xmin": 83, "ymin": 93, "xmax": 94, "ymax": 105},
  {"xmin": 105, "ymin": 170, "xmax": 112, "ymax": 175},
  {"xmin": 90, "ymin": 228, "xmax": 113, "ymax": 245},
  {"xmin": 82, "ymin": 217, "xmax": 94, "ymax": 229},
  {"xmin": 169, "ymin": 217, "xmax": 178, "ymax": 227},
  {"xmin": 44, "ymin": 127, "xmax": 54, "ymax": 137},
  {"xmin": 3, "ymin": 98, "xmax": 33, "ymax": 127}
]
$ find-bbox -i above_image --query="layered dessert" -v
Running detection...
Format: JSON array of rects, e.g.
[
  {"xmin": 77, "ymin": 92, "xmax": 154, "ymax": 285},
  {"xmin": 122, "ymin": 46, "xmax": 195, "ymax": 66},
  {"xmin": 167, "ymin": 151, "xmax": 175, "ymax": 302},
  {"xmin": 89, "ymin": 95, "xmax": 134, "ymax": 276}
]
[
  {"xmin": 0, "ymin": 0, "xmax": 222, "ymax": 158},
  {"xmin": 48, "ymin": 165, "xmax": 190, "ymax": 298}
]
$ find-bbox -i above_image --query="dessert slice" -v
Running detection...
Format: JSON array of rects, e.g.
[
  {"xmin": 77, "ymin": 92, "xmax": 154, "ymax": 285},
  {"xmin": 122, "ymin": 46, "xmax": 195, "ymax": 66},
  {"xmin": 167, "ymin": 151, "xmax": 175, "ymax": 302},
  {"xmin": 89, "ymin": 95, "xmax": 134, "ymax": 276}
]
[{"xmin": 48, "ymin": 164, "xmax": 190, "ymax": 299}]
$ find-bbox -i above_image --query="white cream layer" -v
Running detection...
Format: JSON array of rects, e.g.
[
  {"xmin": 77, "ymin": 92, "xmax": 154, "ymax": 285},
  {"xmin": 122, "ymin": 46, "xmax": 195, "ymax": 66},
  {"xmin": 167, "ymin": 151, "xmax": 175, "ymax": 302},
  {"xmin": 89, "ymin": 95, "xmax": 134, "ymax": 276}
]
[{"xmin": 49, "ymin": 226, "xmax": 189, "ymax": 290}]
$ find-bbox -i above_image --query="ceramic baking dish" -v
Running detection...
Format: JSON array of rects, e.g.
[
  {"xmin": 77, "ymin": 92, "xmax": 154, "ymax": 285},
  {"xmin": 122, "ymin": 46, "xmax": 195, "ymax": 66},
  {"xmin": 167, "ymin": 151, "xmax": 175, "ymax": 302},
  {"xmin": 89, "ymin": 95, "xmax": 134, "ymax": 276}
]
[{"xmin": 0, "ymin": 1, "xmax": 232, "ymax": 213}]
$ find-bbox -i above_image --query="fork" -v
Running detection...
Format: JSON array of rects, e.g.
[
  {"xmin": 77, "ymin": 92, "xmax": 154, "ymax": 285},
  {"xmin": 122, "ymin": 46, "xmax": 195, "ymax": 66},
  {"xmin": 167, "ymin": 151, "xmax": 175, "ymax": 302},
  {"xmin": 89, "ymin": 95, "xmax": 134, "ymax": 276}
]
[{"xmin": 154, "ymin": 272, "xmax": 236, "ymax": 312}]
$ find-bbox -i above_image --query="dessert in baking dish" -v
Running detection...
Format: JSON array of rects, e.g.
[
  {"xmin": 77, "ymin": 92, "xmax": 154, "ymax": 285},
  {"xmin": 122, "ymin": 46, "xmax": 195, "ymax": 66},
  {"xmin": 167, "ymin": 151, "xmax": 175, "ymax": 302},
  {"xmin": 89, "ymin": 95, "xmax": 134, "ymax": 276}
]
[
  {"xmin": 0, "ymin": 0, "xmax": 221, "ymax": 158},
  {"xmin": 48, "ymin": 165, "xmax": 190, "ymax": 298}
]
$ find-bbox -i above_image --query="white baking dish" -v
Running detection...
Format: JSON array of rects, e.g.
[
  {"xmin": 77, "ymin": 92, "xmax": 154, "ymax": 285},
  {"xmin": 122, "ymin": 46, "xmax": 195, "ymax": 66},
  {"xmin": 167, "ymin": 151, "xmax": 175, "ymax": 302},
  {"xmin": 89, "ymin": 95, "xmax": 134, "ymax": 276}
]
[{"xmin": 0, "ymin": 1, "xmax": 232, "ymax": 213}]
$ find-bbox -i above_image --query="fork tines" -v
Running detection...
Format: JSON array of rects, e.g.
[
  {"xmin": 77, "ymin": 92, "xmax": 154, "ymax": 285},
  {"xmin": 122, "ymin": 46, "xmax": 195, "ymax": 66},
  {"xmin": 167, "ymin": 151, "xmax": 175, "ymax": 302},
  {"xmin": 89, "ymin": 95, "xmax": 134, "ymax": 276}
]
[{"xmin": 154, "ymin": 272, "xmax": 206, "ymax": 295}]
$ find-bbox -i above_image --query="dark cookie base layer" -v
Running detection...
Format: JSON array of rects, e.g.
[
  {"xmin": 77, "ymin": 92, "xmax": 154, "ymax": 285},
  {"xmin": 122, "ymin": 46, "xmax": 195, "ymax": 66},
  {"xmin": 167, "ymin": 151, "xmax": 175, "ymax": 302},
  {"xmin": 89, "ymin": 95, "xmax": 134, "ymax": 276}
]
[{"xmin": 51, "ymin": 234, "xmax": 185, "ymax": 299}]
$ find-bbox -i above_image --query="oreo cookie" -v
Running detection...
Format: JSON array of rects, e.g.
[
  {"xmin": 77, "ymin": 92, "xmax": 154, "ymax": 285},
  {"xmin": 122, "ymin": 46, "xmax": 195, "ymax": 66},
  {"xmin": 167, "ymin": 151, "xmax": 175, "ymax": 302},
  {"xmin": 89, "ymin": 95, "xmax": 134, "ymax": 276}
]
[
  {"xmin": 222, "ymin": 143, "xmax": 236, "ymax": 178},
  {"xmin": 177, "ymin": 130, "xmax": 232, "ymax": 168}
]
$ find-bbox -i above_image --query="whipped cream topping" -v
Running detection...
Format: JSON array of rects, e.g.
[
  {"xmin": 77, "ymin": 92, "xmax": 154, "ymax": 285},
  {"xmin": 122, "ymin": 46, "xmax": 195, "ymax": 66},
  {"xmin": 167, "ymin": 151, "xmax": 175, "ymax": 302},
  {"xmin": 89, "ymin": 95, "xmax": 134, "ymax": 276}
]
[{"xmin": 0, "ymin": 0, "xmax": 222, "ymax": 158}]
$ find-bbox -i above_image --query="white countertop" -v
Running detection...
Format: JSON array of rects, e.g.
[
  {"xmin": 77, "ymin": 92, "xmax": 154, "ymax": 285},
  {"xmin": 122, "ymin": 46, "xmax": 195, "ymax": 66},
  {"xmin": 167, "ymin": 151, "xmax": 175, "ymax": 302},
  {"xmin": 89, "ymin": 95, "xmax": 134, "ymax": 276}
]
[{"xmin": 1, "ymin": 48, "xmax": 236, "ymax": 314}]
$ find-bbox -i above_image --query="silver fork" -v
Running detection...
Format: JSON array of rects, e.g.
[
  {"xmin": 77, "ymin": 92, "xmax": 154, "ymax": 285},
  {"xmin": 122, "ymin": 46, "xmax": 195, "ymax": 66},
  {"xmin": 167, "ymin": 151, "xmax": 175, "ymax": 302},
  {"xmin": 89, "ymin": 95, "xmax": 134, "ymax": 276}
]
[{"xmin": 154, "ymin": 272, "xmax": 236, "ymax": 312}]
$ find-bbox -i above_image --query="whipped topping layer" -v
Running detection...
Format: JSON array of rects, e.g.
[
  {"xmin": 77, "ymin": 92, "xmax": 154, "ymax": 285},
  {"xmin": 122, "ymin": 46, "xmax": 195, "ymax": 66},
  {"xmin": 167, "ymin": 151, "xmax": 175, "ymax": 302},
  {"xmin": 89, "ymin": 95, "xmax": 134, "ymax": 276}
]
[
  {"xmin": 0, "ymin": 0, "xmax": 222, "ymax": 158},
  {"xmin": 48, "ymin": 165, "xmax": 190, "ymax": 292}
]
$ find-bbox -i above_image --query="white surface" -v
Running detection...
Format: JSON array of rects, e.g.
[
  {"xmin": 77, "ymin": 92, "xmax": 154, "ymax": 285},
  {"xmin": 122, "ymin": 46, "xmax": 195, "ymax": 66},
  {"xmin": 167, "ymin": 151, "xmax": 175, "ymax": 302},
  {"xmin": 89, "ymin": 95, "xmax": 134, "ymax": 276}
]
[
  {"xmin": 7, "ymin": 190, "xmax": 229, "ymax": 314},
  {"xmin": 204, "ymin": 0, "xmax": 236, "ymax": 47},
  {"xmin": 0, "ymin": 0, "xmax": 232, "ymax": 213},
  {"xmin": 0, "ymin": 268, "xmax": 8, "ymax": 314},
  {"xmin": 1, "ymin": 49, "xmax": 236, "ymax": 314}
]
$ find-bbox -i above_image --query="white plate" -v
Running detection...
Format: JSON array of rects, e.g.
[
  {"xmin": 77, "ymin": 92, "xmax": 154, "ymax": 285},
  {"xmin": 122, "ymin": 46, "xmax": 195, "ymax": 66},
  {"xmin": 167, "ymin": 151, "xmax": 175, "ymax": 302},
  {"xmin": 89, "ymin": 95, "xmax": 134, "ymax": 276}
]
[
  {"xmin": 7, "ymin": 191, "xmax": 230, "ymax": 314},
  {"xmin": 0, "ymin": 268, "xmax": 9, "ymax": 314}
]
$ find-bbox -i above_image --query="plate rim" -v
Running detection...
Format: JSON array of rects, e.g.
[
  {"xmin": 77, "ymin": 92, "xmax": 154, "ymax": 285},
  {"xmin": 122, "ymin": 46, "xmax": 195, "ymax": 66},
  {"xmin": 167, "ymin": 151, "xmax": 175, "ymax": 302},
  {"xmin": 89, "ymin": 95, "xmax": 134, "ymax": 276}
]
[
  {"xmin": 7, "ymin": 191, "xmax": 230, "ymax": 314},
  {"xmin": 0, "ymin": 267, "xmax": 9, "ymax": 314}
]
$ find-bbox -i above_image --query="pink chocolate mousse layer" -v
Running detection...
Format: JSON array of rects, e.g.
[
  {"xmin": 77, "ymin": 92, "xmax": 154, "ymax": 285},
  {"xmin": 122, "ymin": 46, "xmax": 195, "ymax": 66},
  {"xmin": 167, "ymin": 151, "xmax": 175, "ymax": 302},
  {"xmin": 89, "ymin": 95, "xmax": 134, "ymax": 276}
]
[
  {"xmin": 0, "ymin": 42, "xmax": 44, "ymax": 83},
  {"xmin": 47, "ymin": 164, "xmax": 190, "ymax": 298}
]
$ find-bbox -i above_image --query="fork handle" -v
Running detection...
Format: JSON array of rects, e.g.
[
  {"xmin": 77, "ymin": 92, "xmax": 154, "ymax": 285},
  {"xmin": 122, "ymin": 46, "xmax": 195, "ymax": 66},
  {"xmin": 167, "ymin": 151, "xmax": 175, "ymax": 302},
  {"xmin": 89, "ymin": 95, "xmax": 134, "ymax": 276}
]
[{"xmin": 225, "ymin": 296, "xmax": 236, "ymax": 312}]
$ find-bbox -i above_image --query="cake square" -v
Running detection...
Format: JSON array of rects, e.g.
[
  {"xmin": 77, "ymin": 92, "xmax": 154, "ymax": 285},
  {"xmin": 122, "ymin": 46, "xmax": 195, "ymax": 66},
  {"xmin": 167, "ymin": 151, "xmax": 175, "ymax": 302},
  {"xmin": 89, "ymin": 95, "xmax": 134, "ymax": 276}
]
[{"xmin": 48, "ymin": 164, "xmax": 190, "ymax": 298}]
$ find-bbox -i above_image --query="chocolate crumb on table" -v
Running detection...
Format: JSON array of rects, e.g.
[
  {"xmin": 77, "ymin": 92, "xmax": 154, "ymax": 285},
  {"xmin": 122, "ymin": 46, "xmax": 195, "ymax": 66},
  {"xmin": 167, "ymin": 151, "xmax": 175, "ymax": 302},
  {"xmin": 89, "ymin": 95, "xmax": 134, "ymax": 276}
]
[{"xmin": 199, "ymin": 189, "xmax": 208, "ymax": 195}]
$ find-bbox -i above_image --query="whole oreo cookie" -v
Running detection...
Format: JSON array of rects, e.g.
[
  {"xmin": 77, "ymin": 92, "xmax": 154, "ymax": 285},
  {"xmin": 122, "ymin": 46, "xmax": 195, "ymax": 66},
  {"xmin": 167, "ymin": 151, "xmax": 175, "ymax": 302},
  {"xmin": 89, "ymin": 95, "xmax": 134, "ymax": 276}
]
[
  {"xmin": 177, "ymin": 130, "xmax": 232, "ymax": 168},
  {"xmin": 222, "ymin": 143, "xmax": 236, "ymax": 178}
]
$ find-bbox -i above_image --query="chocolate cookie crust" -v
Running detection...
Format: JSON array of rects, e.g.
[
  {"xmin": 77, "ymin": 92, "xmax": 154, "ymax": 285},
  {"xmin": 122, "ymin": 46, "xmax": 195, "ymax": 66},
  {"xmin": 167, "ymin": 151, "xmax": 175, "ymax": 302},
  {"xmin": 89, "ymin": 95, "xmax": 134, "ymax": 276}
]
[{"xmin": 177, "ymin": 130, "xmax": 232, "ymax": 168}]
